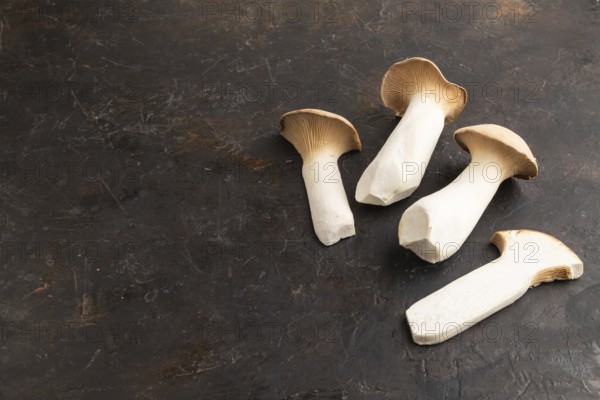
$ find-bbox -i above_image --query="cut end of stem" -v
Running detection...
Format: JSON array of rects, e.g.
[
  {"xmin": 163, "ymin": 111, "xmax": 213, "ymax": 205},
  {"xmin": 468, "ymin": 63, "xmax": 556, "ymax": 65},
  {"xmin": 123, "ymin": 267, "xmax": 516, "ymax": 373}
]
[
  {"xmin": 406, "ymin": 309, "xmax": 470, "ymax": 345},
  {"xmin": 354, "ymin": 155, "xmax": 422, "ymax": 206},
  {"xmin": 356, "ymin": 185, "xmax": 416, "ymax": 206},
  {"xmin": 316, "ymin": 222, "xmax": 356, "ymax": 246},
  {"xmin": 398, "ymin": 206, "xmax": 446, "ymax": 263}
]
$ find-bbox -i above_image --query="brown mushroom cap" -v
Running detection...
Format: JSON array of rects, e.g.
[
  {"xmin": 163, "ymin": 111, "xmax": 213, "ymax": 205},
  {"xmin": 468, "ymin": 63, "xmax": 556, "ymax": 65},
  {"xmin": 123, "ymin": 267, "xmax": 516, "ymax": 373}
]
[
  {"xmin": 380, "ymin": 57, "xmax": 467, "ymax": 124},
  {"xmin": 491, "ymin": 229, "xmax": 584, "ymax": 283},
  {"xmin": 454, "ymin": 124, "xmax": 538, "ymax": 179},
  {"xmin": 280, "ymin": 109, "xmax": 362, "ymax": 161}
]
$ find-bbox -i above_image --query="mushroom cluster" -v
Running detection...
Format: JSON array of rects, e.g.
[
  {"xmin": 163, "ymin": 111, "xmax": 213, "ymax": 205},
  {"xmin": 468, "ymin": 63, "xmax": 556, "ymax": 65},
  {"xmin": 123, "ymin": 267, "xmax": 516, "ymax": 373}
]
[{"xmin": 279, "ymin": 57, "xmax": 584, "ymax": 345}]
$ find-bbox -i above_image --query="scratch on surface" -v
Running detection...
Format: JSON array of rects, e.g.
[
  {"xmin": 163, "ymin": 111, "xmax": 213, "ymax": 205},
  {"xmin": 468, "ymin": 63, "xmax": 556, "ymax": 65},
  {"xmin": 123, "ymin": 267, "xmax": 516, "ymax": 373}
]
[
  {"xmin": 99, "ymin": 178, "xmax": 125, "ymax": 212},
  {"xmin": 592, "ymin": 341, "xmax": 600, "ymax": 365},
  {"xmin": 84, "ymin": 349, "xmax": 102, "ymax": 370},
  {"xmin": 291, "ymin": 284, "xmax": 303, "ymax": 297},
  {"xmin": 264, "ymin": 57, "xmax": 275, "ymax": 83},
  {"xmin": 378, "ymin": 0, "xmax": 393, "ymax": 20},
  {"xmin": 72, "ymin": 269, "xmax": 78, "ymax": 292},
  {"xmin": 234, "ymin": 62, "xmax": 264, "ymax": 74},
  {"xmin": 139, "ymin": 109, "xmax": 149, "ymax": 133},
  {"xmin": 170, "ymin": 365, "xmax": 219, "ymax": 379},
  {"xmin": 456, "ymin": 361, "xmax": 462, "ymax": 398},
  {"xmin": 21, "ymin": 283, "xmax": 50, "ymax": 301},
  {"xmin": 515, "ymin": 375, "xmax": 533, "ymax": 399},
  {"xmin": 0, "ymin": 17, "xmax": 7, "ymax": 51},
  {"xmin": 201, "ymin": 54, "xmax": 227, "ymax": 76},
  {"xmin": 572, "ymin": 148, "xmax": 594, "ymax": 181},
  {"xmin": 182, "ymin": 239, "xmax": 200, "ymax": 273},
  {"xmin": 351, "ymin": 11, "xmax": 383, "ymax": 43},
  {"xmin": 100, "ymin": 57, "xmax": 151, "ymax": 71},
  {"xmin": 71, "ymin": 90, "xmax": 89, "ymax": 119},
  {"xmin": 553, "ymin": 48, "xmax": 565, "ymax": 65}
]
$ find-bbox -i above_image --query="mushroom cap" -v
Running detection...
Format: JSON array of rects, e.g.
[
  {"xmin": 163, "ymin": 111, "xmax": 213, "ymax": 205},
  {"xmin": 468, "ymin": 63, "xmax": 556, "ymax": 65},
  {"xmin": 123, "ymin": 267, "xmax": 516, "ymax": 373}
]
[
  {"xmin": 380, "ymin": 57, "xmax": 467, "ymax": 124},
  {"xmin": 454, "ymin": 124, "xmax": 538, "ymax": 179},
  {"xmin": 491, "ymin": 229, "xmax": 584, "ymax": 283},
  {"xmin": 280, "ymin": 109, "xmax": 362, "ymax": 160}
]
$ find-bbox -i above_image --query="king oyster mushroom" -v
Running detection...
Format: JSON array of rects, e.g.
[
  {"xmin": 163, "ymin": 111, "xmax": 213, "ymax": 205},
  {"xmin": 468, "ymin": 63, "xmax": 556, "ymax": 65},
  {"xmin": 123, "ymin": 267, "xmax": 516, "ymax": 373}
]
[
  {"xmin": 356, "ymin": 57, "xmax": 467, "ymax": 206},
  {"xmin": 399, "ymin": 124, "xmax": 538, "ymax": 263},
  {"xmin": 280, "ymin": 109, "xmax": 362, "ymax": 246}
]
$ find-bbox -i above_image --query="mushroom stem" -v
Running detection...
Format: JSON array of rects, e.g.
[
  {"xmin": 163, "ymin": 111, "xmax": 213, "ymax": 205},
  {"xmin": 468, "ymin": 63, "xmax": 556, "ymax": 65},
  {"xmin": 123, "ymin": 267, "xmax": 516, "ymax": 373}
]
[
  {"xmin": 356, "ymin": 98, "xmax": 446, "ymax": 205},
  {"xmin": 399, "ymin": 160, "xmax": 504, "ymax": 263},
  {"xmin": 302, "ymin": 153, "xmax": 355, "ymax": 246}
]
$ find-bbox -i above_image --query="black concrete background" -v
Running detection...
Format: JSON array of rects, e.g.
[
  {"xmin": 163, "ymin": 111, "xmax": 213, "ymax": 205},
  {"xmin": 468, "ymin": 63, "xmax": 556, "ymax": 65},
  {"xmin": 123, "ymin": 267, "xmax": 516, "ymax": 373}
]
[{"xmin": 0, "ymin": 0, "xmax": 599, "ymax": 398}]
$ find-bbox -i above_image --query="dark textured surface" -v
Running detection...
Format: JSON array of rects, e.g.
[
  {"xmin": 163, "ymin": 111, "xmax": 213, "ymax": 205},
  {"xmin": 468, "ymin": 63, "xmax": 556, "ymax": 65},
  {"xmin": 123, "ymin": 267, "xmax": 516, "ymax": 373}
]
[{"xmin": 0, "ymin": 0, "xmax": 599, "ymax": 398}]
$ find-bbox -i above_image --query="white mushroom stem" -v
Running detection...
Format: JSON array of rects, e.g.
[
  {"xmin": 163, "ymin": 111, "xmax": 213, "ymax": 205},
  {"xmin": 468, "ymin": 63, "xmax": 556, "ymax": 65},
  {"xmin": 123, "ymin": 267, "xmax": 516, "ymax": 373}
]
[
  {"xmin": 302, "ymin": 152, "xmax": 354, "ymax": 246},
  {"xmin": 399, "ymin": 159, "xmax": 507, "ymax": 263},
  {"xmin": 356, "ymin": 98, "xmax": 446, "ymax": 205},
  {"xmin": 406, "ymin": 230, "xmax": 584, "ymax": 345}
]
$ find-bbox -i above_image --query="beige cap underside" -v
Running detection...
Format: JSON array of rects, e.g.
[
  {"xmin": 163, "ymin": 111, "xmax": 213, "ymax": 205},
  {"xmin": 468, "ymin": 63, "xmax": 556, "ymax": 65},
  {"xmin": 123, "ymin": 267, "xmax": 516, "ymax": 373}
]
[
  {"xmin": 491, "ymin": 229, "xmax": 584, "ymax": 283},
  {"xmin": 280, "ymin": 109, "xmax": 362, "ymax": 159},
  {"xmin": 454, "ymin": 124, "xmax": 538, "ymax": 179},
  {"xmin": 380, "ymin": 57, "xmax": 467, "ymax": 124}
]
